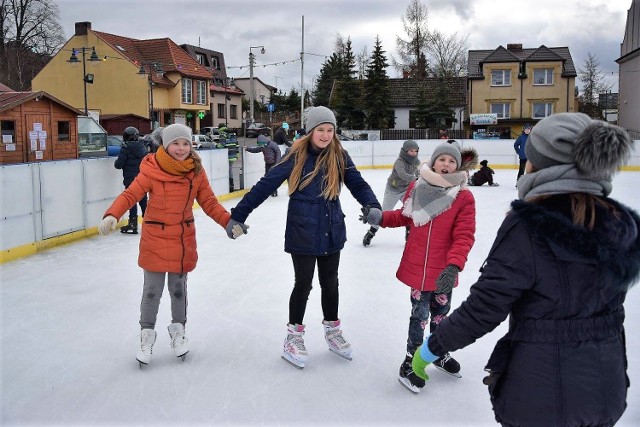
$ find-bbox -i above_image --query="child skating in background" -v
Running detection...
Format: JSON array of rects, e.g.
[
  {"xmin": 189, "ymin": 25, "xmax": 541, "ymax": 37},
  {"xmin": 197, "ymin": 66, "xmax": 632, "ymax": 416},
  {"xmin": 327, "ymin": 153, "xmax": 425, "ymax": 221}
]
[
  {"xmin": 98, "ymin": 124, "xmax": 244, "ymax": 367},
  {"xmin": 226, "ymin": 106, "xmax": 381, "ymax": 369},
  {"xmin": 361, "ymin": 140, "xmax": 477, "ymax": 393},
  {"xmin": 363, "ymin": 139, "xmax": 420, "ymax": 246},
  {"xmin": 245, "ymin": 134, "xmax": 282, "ymax": 196},
  {"xmin": 469, "ymin": 159, "xmax": 499, "ymax": 187},
  {"xmin": 411, "ymin": 114, "xmax": 638, "ymax": 426}
]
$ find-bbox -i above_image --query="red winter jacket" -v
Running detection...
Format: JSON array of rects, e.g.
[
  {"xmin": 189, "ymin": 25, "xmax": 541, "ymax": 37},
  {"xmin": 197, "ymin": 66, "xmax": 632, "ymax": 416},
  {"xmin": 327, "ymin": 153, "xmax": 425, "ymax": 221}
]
[{"xmin": 380, "ymin": 181, "xmax": 476, "ymax": 291}]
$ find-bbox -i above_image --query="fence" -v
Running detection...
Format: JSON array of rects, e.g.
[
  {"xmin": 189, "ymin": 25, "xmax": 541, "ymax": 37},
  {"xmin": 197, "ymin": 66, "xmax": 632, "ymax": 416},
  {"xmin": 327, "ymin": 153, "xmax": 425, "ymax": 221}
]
[{"xmin": 380, "ymin": 129, "xmax": 467, "ymax": 140}]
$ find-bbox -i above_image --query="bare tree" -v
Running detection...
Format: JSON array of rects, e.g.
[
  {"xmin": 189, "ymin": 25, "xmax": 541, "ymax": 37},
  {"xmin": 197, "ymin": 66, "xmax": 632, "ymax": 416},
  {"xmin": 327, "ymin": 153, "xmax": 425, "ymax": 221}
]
[
  {"xmin": 1, "ymin": 0, "xmax": 65, "ymax": 89},
  {"xmin": 356, "ymin": 45, "xmax": 368, "ymax": 80},
  {"xmin": 427, "ymin": 30, "xmax": 469, "ymax": 78},
  {"xmin": 578, "ymin": 52, "xmax": 613, "ymax": 118},
  {"xmin": 393, "ymin": 0, "xmax": 430, "ymax": 79}
]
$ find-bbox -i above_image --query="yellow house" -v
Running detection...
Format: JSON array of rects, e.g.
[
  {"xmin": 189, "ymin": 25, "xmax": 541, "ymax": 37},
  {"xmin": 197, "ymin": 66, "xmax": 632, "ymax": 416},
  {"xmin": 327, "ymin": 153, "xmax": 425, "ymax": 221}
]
[
  {"xmin": 31, "ymin": 22, "xmax": 213, "ymax": 134},
  {"xmin": 467, "ymin": 43, "xmax": 577, "ymax": 138}
]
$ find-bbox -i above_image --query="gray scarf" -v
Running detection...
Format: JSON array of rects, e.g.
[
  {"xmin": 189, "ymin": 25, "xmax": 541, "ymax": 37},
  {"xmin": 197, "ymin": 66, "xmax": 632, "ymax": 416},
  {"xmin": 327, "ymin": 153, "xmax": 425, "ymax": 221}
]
[
  {"xmin": 403, "ymin": 166, "xmax": 468, "ymax": 226},
  {"xmin": 517, "ymin": 164, "xmax": 612, "ymax": 201}
]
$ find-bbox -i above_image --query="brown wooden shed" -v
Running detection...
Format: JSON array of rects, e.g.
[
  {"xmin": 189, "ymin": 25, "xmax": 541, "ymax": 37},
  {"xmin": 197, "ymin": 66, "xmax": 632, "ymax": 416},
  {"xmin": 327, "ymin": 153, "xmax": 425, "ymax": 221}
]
[
  {"xmin": 100, "ymin": 113, "xmax": 151, "ymax": 137},
  {"xmin": 0, "ymin": 90, "xmax": 82, "ymax": 164}
]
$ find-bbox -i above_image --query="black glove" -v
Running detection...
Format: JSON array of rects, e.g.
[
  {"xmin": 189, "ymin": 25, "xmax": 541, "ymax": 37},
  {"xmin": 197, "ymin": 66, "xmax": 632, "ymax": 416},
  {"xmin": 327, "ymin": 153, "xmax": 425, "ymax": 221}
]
[
  {"xmin": 359, "ymin": 205, "xmax": 382, "ymax": 226},
  {"xmin": 435, "ymin": 265, "xmax": 460, "ymax": 293},
  {"xmin": 225, "ymin": 219, "xmax": 249, "ymax": 239}
]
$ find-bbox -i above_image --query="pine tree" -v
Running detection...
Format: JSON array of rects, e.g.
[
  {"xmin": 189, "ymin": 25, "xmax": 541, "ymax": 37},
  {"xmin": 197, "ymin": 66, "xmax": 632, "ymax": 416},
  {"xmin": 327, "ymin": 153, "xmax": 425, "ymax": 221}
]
[
  {"xmin": 365, "ymin": 35, "xmax": 393, "ymax": 129},
  {"xmin": 333, "ymin": 38, "xmax": 364, "ymax": 129}
]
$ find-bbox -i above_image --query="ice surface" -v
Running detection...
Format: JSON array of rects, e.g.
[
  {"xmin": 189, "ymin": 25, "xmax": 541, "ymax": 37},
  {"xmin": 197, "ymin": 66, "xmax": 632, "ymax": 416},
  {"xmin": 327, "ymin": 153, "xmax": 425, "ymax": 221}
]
[{"xmin": 2, "ymin": 169, "xmax": 639, "ymax": 426}]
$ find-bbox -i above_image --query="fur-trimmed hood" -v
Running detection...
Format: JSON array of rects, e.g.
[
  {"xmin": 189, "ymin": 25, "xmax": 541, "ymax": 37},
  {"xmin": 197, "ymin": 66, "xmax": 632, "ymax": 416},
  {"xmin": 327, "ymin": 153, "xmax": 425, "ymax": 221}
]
[{"xmin": 511, "ymin": 196, "xmax": 640, "ymax": 288}]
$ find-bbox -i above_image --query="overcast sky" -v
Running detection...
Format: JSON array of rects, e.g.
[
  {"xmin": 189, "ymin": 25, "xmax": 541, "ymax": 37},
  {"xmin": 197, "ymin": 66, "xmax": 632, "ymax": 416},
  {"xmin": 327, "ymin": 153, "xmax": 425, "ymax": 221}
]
[{"xmin": 56, "ymin": 0, "xmax": 630, "ymax": 94}]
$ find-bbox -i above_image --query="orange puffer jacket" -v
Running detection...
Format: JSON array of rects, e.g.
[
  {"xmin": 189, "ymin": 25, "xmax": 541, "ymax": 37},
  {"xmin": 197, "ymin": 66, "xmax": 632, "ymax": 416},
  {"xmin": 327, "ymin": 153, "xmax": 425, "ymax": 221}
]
[{"xmin": 104, "ymin": 155, "xmax": 231, "ymax": 273}]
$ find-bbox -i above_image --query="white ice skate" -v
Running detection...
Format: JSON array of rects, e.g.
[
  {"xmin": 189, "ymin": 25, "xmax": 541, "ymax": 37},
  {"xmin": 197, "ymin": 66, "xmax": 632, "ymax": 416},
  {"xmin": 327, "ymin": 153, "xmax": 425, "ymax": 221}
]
[
  {"xmin": 167, "ymin": 323, "xmax": 189, "ymax": 360},
  {"xmin": 281, "ymin": 324, "xmax": 308, "ymax": 369},
  {"xmin": 323, "ymin": 320, "xmax": 352, "ymax": 360},
  {"xmin": 136, "ymin": 329, "xmax": 157, "ymax": 368}
]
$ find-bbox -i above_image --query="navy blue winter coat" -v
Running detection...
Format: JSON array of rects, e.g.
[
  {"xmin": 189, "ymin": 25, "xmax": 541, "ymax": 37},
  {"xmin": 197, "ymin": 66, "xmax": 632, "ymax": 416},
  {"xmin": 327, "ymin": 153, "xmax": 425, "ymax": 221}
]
[
  {"xmin": 513, "ymin": 132, "xmax": 528, "ymax": 160},
  {"xmin": 114, "ymin": 139, "xmax": 148, "ymax": 183},
  {"xmin": 231, "ymin": 146, "xmax": 380, "ymax": 256},
  {"xmin": 429, "ymin": 195, "xmax": 640, "ymax": 427}
]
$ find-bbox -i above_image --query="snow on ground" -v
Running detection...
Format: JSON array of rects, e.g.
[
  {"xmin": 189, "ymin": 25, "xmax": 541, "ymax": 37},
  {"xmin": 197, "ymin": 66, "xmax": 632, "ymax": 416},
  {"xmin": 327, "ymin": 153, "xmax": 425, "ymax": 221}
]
[{"xmin": 2, "ymin": 168, "xmax": 639, "ymax": 426}]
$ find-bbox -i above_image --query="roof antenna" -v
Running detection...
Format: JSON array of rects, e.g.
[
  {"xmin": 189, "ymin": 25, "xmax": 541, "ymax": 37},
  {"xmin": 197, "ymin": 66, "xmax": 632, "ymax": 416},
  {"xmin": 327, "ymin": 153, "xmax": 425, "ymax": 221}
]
[{"xmin": 198, "ymin": 36, "xmax": 201, "ymax": 47}]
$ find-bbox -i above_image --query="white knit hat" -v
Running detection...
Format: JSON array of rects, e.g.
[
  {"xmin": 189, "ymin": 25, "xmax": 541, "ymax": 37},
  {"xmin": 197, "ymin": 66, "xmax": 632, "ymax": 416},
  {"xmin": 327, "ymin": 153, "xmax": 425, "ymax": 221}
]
[{"xmin": 161, "ymin": 124, "xmax": 192, "ymax": 149}]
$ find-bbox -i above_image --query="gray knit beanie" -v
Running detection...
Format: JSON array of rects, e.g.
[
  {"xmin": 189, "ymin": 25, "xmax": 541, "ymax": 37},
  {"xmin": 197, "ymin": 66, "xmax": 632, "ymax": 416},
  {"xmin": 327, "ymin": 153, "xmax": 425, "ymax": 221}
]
[
  {"xmin": 525, "ymin": 113, "xmax": 632, "ymax": 177},
  {"xmin": 430, "ymin": 140, "xmax": 462, "ymax": 169},
  {"xmin": 402, "ymin": 139, "xmax": 419, "ymax": 152},
  {"xmin": 305, "ymin": 106, "xmax": 337, "ymax": 132},
  {"xmin": 161, "ymin": 124, "xmax": 192, "ymax": 149}
]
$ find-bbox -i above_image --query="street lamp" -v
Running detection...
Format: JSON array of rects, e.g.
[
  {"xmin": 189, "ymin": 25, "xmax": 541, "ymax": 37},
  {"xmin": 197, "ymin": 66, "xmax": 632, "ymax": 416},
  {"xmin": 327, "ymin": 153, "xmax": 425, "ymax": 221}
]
[
  {"xmin": 248, "ymin": 45, "xmax": 265, "ymax": 126},
  {"xmin": 67, "ymin": 47, "xmax": 101, "ymax": 116},
  {"xmin": 138, "ymin": 62, "xmax": 164, "ymax": 130}
]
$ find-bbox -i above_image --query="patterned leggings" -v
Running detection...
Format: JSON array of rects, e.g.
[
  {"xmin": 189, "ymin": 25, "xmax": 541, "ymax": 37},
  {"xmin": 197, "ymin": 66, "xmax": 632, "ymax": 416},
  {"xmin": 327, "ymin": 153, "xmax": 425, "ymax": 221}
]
[{"xmin": 405, "ymin": 289, "xmax": 452, "ymax": 354}]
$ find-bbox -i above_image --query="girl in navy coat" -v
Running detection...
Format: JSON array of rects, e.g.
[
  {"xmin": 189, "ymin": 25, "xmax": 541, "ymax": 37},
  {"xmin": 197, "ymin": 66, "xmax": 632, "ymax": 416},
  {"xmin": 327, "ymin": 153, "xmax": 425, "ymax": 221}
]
[
  {"xmin": 228, "ymin": 106, "xmax": 380, "ymax": 368},
  {"xmin": 413, "ymin": 113, "xmax": 639, "ymax": 427}
]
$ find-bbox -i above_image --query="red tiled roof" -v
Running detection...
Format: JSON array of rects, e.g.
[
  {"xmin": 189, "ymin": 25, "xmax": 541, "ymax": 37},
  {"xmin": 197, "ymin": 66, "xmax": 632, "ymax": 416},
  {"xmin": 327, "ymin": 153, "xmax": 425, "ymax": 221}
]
[
  {"xmin": 209, "ymin": 84, "xmax": 244, "ymax": 95},
  {"xmin": 94, "ymin": 31, "xmax": 213, "ymax": 83},
  {"xmin": 0, "ymin": 82, "xmax": 14, "ymax": 92}
]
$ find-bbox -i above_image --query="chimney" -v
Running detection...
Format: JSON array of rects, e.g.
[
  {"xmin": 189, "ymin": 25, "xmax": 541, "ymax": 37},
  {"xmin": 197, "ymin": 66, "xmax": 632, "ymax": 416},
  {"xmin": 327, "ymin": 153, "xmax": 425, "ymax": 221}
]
[
  {"xmin": 75, "ymin": 22, "xmax": 92, "ymax": 36},
  {"xmin": 507, "ymin": 43, "xmax": 523, "ymax": 51}
]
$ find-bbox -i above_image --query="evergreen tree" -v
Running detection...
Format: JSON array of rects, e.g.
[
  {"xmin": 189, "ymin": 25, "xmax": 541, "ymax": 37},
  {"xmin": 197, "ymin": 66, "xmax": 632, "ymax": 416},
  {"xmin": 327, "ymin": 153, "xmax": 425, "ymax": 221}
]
[
  {"xmin": 364, "ymin": 35, "xmax": 393, "ymax": 129},
  {"xmin": 423, "ymin": 79, "xmax": 455, "ymax": 129},
  {"xmin": 333, "ymin": 38, "xmax": 364, "ymax": 129},
  {"xmin": 578, "ymin": 52, "xmax": 612, "ymax": 118}
]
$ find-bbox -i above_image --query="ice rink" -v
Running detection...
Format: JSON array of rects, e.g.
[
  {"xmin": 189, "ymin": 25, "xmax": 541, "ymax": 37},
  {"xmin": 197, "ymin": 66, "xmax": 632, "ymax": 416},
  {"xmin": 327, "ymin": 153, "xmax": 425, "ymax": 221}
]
[{"xmin": 2, "ymin": 168, "xmax": 639, "ymax": 426}]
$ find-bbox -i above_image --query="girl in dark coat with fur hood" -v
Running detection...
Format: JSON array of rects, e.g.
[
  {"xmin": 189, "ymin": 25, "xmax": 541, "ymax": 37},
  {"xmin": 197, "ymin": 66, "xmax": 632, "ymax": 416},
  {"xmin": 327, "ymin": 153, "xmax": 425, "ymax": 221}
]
[{"xmin": 412, "ymin": 113, "xmax": 640, "ymax": 427}]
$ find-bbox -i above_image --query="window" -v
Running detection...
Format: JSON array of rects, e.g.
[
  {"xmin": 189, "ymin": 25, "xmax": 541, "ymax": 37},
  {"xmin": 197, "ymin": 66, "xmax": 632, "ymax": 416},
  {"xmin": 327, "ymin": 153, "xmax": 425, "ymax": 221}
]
[
  {"xmin": 230, "ymin": 105, "xmax": 238, "ymax": 119},
  {"xmin": 211, "ymin": 57, "xmax": 219, "ymax": 70},
  {"xmin": 533, "ymin": 68, "xmax": 553, "ymax": 85},
  {"xmin": 532, "ymin": 102, "xmax": 553, "ymax": 118},
  {"xmin": 196, "ymin": 54, "xmax": 206, "ymax": 65},
  {"xmin": 195, "ymin": 80, "xmax": 207, "ymax": 105},
  {"xmin": 181, "ymin": 78, "xmax": 192, "ymax": 104},
  {"xmin": 217, "ymin": 103, "xmax": 225, "ymax": 119},
  {"xmin": 1, "ymin": 120, "xmax": 16, "ymax": 143},
  {"xmin": 58, "ymin": 121, "xmax": 70, "ymax": 141},
  {"xmin": 491, "ymin": 70, "xmax": 511, "ymax": 86},
  {"xmin": 490, "ymin": 103, "xmax": 511, "ymax": 119}
]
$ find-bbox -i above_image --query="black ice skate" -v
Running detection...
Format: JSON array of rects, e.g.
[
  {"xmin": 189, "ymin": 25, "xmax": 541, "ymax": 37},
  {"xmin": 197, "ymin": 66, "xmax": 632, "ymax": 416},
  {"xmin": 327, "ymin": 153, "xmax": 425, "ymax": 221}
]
[
  {"xmin": 120, "ymin": 216, "xmax": 138, "ymax": 234},
  {"xmin": 433, "ymin": 353, "xmax": 462, "ymax": 378},
  {"xmin": 398, "ymin": 352, "xmax": 426, "ymax": 393},
  {"xmin": 362, "ymin": 227, "xmax": 377, "ymax": 246}
]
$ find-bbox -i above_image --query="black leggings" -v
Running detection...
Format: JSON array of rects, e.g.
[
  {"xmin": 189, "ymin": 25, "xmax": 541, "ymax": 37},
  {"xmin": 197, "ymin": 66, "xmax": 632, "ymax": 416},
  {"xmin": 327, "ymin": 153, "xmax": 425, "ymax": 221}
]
[{"xmin": 289, "ymin": 252, "xmax": 341, "ymax": 325}]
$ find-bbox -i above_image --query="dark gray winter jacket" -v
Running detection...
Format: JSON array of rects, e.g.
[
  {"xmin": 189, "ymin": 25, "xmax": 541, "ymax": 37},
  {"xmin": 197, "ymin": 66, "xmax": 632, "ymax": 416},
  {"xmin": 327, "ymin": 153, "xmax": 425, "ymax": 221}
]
[
  {"xmin": 114, "ymin": 139, "xmax": 148, "ymax": 183},
  {"xmin": 429, "ymin": 195, "xmax": 640, "ymax": 427}
]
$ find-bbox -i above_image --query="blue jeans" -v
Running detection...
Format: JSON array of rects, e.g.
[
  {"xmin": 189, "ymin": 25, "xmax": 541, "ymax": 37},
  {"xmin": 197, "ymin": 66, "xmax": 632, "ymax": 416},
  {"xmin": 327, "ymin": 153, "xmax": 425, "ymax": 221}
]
[{"xmin": 406, "ymin": 289, "xmax": 452, "ymax": 354}]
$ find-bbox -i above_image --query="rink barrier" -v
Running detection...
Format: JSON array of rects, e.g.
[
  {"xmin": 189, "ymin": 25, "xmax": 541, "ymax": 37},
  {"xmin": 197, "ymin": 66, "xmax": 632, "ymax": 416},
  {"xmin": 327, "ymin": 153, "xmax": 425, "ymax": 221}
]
[{"xmin": 2, "ymin": 139, "xmax": 639, "ymax": 263}]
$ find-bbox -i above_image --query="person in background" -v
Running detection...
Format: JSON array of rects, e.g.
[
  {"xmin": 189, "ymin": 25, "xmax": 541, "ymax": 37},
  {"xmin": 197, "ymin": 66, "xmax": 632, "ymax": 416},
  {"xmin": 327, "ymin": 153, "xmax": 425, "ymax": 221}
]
[
  {"xmin": 514, "ymin": 124, "xmax": 531, "ymax": 185},
  {"xmin": 114, "ymin": 126, "xmax": 148, "ymax": 234},
  {"xmin": 363, "ymin": 139, "xmax": 420, "ymax": 246},
  {"xmin": 468, "ymin": 159, "xmax": 499, "ymax": 186},
  {"xmin": 293, "ymin": 128, "xmax": 306, "ymax": 142},
  {"xmin": 98, "ymin": 124, "xmax": 243, "ymax": 367},
  {"xmin": 245, "ymin": 134, "xmax": 282, "ymax": 196},
  {"xmin": 361, "ymin": 140, "xmax": 478, "ymax": 393},
  {"xmin": 438, "ymin": 130, "xmax": 449, "ymax": 140},
  {"xmin": 144, "ymin": 127, "xmax": 162, "ymax": 153},
  {"xmin": 412, "ymin": 113, "xmax": 638, "ymax": 426},
  {"xmin": 274, "ymin": 122, "xmax": 292, "ymax": 147},
  {"xmin": 227, "ymin": 106, "xmax": 380, "ymax": 369}
]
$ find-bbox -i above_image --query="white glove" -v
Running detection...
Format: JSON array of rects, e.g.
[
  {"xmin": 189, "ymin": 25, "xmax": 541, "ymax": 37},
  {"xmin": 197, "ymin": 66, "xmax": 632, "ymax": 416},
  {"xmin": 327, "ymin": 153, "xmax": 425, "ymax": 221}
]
[{"xmin": 98, "ymin": 215, "xmax": 118, "ymax": 236}]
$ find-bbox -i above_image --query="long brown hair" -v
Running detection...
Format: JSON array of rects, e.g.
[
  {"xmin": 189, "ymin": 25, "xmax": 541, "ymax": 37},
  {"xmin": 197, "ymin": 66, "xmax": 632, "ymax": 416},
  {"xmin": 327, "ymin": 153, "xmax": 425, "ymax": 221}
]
[
  {"xmin": 283, "ymin": 132, "xmax": 346, "ymax": 199},
  {"xmin": 189, "ymin": 150, "xmax": 203, "ymax": 174},
  {"xmin": 530, "ymin": 193, "xmax": 619, "ymax": 230}
]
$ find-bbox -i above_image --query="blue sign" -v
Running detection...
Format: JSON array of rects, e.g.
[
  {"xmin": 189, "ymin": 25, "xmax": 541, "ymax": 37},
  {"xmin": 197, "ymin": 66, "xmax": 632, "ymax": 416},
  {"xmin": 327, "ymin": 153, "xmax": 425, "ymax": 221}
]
[{"xmin": 267, "ymin": 103, "xmax": 275, "ymax": 112}]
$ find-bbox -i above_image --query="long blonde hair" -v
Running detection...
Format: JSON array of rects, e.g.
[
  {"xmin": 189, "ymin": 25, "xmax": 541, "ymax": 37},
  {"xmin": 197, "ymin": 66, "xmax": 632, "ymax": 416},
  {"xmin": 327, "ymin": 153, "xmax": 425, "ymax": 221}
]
[{"xmin": 283, "ymin": 133, "xmax": 346, "ymax": 199}]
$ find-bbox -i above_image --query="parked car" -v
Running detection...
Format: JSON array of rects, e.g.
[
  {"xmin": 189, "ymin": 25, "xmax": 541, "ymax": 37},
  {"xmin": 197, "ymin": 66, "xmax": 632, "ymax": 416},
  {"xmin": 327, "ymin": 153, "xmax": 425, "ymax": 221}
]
[
  {"xmin": 201, "ymin": 127, "xmax": 221, "ymax": 141},
  {"xmin": 246, "ymin": 122, "xmax": 270, "ymax": 138},
  {"xmin": 191, "ymin": 134, "xmax": 215, "ymax": 150},
  {"xmin": 107, "ymin": 135, "xmax": 124, "ymax": 156}
]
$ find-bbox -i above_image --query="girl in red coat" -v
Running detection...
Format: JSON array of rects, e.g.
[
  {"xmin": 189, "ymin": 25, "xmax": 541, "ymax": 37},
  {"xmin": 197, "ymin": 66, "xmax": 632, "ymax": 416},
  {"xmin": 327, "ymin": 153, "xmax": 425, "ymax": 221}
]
[
  {"xmin": 362, "ymin": 140, "xmax": 477, "ymax": 393},
  {"xmin": 98, "ymin": 124, "xmax": 240, "ymax": 367}
]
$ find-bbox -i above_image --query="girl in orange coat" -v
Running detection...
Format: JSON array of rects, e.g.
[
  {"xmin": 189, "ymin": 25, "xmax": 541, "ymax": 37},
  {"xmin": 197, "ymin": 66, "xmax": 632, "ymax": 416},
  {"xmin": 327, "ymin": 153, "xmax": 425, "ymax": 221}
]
[{"xmin": 98, "ymin": 124, "xmax": 240, "ymax": 367}]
